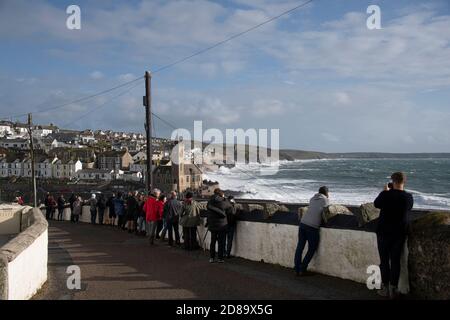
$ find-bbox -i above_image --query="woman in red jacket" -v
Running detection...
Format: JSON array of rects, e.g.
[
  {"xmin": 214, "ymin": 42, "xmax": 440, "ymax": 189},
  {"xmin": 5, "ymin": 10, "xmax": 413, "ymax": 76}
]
[
  {"xmin": 156, "ymin": 194, "xmax": 167, "ymax": 240},
  {"xmin": 143, "ymin": 188, "xmax": 161, "ymax": 245}
]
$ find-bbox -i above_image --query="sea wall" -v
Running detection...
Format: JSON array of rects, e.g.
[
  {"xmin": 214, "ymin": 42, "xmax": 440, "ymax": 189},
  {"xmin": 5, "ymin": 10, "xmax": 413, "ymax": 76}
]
[
  {"xmin": 45, "ymin": 199, "xmax": 449, "ymax": 299},
  {"xmin": 0, "ymin": 207, "xmax": 48, "ymax": 300}
]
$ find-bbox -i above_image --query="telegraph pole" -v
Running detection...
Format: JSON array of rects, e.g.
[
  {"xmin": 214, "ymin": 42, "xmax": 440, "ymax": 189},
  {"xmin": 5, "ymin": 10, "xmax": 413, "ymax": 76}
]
[
  {"xmin": 27, "ymin": 113, "xmax": 37, "ymax": 207},
  {"xmin": 144, "ymin": 71, "xmax": 153, "ymax": 193}
]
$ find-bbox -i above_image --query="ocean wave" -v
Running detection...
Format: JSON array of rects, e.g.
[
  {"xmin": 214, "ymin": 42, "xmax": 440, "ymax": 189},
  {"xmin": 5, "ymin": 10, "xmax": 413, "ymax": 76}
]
[{"xmin": 204, "ymin": 168, "xmax": 450, "ymax": 210}]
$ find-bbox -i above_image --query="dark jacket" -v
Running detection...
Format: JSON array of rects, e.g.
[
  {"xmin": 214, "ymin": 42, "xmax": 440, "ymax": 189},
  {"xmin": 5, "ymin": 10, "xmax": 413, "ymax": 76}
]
[
  {"xmin": 164, "ymin": 198, "xmax": 181, "ymax": 222},
  {"xmin": 57, "ymin": 196, "xmax": 65, "ymax": 210},
  {"xmin": 374, "ymin": 189, "xmax": 414, "ymax": 236},
  {"xmin": 226, "ymin": 202, "xmax": 238, "ymax": 227},
  {"xmin": 126, "ymin": 196, "xmax": 139, "ymax": 216},
  {"xmin": 97, "ymin": 195, "xmax": 107, "ymax": 210},
  {"xmin": 206, "ymin": 195, "xmax": 231, "ymax": 232}
]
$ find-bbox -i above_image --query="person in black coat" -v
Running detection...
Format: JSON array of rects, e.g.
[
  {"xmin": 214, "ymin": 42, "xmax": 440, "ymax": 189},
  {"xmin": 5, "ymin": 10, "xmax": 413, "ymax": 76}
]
[
  {"xmin": 69, "ymin": 193, "xmax": 77, "ymax": 222},
  {"xmin": 57, "ymin": 194, "xmax": 66, "ymax": 221},
  {"xmin": 206, "ymin": 188, "xmax": 231, "ymax": 263},
  {"xmin": 97, "ymin": 194, "xmax": 107, "ymax": 225}
]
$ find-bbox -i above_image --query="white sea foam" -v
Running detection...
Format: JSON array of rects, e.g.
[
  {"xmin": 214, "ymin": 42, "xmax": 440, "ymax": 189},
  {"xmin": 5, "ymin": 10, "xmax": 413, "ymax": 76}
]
[{"xmin": 204, "ymin": 162, "xmax": 450, "ymax": 210}]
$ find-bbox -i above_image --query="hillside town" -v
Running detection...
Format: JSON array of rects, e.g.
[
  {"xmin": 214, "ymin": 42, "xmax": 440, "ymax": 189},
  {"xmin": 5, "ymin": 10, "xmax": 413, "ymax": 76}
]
[{"xmin": 0, "ymin": 120, "xmax": 219, "ymax": 197}]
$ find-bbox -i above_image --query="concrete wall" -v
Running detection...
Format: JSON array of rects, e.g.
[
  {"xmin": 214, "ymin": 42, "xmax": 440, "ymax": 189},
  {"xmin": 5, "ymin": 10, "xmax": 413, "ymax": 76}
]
[
  {"xmin": 197, "ymin": 221, "xmax": 409, "ymax": 294},
  {"xmin": 0, "ymin": 204, "xmax": 23, "ymax": 234},
  {"xmin": 47, "ymin": 203, "xmax": 412, "ymax": 294},
  {"xmin": 0, "ymin": 207, "xmax": 48, "ymax": 300}
]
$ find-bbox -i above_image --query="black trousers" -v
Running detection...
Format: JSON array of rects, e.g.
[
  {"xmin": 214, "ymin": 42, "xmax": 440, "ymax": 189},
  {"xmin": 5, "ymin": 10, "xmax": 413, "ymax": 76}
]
[
  {"xmin": 226, "ymin": 225, "xmax": 236, "ymax": 256},
  {"xmin": 118, "ymin": 215, "xmax": 126, "ymax": 229},
  {"xmin": 167, "ymin": 219, "xmax": 180, "ymax": 245},
  {"xmin": 98, "ymin": 208, "xmax": 105, "ymax": 225},
  {"xmin": 182, "ymin": 227, "xmax": 198, "ymax": 250},
  {"xmin": 210, "ymin": 229, "xmax": 226, "ymax": 260},
  {"xmin": 58, "ymin": 208, "xmax": 64, "ymax": 220},
  {"xmin": 377, "ymin": 233, "xmax": 405, "ymax": 287},
  {"xmin": 156, "ymin": 220, "xmax": 164, "ymax": 238},
  {"xmin": 90, "ymin": 209, "xmax": 97, "ymax": 225}
]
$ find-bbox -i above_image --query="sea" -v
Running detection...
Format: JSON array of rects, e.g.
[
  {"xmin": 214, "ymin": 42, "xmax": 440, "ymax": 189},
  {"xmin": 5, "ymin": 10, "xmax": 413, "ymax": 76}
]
[{"xmin": 203, "ymin": 158, "xmax": 450, "ymax": 211}]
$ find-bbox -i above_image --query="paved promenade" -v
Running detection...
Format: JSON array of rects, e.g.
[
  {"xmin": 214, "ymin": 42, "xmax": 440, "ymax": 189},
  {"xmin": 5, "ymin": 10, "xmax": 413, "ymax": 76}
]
[{"xmin": 34, "ymin": 221, "xmax": 380, "ymax": 300}]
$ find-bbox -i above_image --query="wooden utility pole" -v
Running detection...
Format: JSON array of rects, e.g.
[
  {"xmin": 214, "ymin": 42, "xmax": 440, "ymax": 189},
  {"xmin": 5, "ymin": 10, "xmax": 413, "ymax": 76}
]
[
  {"xmin": 27, "ymin": 113, "xmax": 37, "ymax": 207},
  {"xmin": 144, "ymin": 71, "xmax": 153, "ymax": 193}
]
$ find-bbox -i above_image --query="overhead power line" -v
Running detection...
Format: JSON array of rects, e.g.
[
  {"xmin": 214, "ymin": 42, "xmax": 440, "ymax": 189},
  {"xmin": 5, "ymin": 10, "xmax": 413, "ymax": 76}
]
[
  {"xmin": 151, "ymin": 0, "xmax": 315, "ymax": 74},
  {"xmin": 0, "ymin": 76, "xmax": 143, "ymax": 120},
  {"xmin": 1, "ymin": 0, "xmax": 315, "ymax": 124},
  {"xmin": 61, "ymin": 81, "xmax": 142, "ymax": 129}
]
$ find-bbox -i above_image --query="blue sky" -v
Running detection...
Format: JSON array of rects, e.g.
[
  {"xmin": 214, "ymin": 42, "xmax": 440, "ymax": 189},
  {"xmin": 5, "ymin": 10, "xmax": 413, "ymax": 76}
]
[{"xmin": 0, "ymin": 0, "xmax": 449, "ymax": 152}]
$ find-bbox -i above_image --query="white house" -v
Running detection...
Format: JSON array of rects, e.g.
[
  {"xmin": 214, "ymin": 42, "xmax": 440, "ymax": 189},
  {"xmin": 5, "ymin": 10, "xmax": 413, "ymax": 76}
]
[
  {"xmin": 37, "ymin": 157, "xmax": 57, "ymax": 178},
  {"xmin": 132, "ymin": 151, "xmax": 147, "ymax": 162},
  {"xmin": 53, "ymin": 159, "xmax": 82, "ymax": 179},
  {"xmin": 76, "ymin": 169, "xmax": 113, "ymax": 181},
  {"xmin": 0, "ymin": 138, "xmax": 29, "ymax": 150},
  {"xmin": 119, "ymin": 171, "xmax": 143, "ymax": 182},
  {"xmin": 0, "ymin": 122, "xmax": 12, "ymax": 136},
  {"xmin": 0, "ymin": 158, "xmax": 9, "ymax": 177}
]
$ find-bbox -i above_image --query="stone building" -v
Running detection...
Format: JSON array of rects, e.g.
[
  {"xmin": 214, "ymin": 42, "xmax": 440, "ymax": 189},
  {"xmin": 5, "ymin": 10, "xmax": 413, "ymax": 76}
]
[{"xmin": 97, "ymin": 150, "xmax": 133, "ymax": 171}]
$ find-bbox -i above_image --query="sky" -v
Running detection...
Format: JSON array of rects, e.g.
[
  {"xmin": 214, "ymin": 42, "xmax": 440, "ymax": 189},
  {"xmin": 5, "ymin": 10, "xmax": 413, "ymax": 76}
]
[{"xmin": 0, "ymin": 0, "xmax": 449, "ymax": 153}]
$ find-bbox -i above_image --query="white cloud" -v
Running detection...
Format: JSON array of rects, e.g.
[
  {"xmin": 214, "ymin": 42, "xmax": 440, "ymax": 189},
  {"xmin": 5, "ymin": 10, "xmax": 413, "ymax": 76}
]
[{"xmin": 90, "ymin": 71, "xmax": 104, "ymax": 80}]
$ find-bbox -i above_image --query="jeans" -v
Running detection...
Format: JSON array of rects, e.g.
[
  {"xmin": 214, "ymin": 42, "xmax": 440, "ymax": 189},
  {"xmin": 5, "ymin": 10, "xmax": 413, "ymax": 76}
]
[
  {"xmin": 137, "ymin": 216, "xmax": 146, "ymax": 232},
  {"xmin": 90, "ymin": 209, "xmax": 97, "ymax": 225},
  {"xmin": 294, "ymin": 223, "xmax": 320, "ymax": 273},
  {"xmin": 226, "ymin": 225, "xmax": 235, "ymax": 257},
  {"xmin": 210, "ymin": 229, "xmax": 226, "ymax": 260},
  {"xmin": 73, "ymin": 214, "xmax": 79, "ymax": 223},
  {"xmin": 160, "ymin": 219, "xmax": 168, "ymax": 239},
  {"xmin": 167, "ymin": 219, "xmax": 180, "ymax": 245},
  {"xmin": 147, "ymin": 221, "xmax": 158, "ymax": 242},
  {"xmin": 98, "ymin": 208, "xmax": 105, "ymax": 225},
  {"xmin": 377, "ymin": 233, "xmax": 405, "ymax": 287},
  {"xmin": 182, "ymin": 227, "xmax": 198, "ymax": 250}
]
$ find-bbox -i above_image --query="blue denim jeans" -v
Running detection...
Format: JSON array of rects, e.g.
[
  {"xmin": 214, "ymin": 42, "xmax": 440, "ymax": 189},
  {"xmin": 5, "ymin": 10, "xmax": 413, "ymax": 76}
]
[{"xmin": 294, "ymin": 223, "xmax": 320, "ymax": 273}]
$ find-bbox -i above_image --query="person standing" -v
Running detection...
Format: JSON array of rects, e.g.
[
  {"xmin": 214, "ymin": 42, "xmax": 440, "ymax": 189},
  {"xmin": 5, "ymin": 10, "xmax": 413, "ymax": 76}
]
[
  {"xmin": 374, "ymin": 172, "xmax": 413, "ymax": 299},
  {"xmin": 72, "ymin": 196, "xmax": 82, "ymax": 223},
  {"xmin": 156, "ymin": 194, "xmax": 167, "ymax": 239},
  {"xmin": 206, "ymin": 189, "xmax": 231, "ymax": 263},
  {"xmin": 57, "ymin": 194, "xmax": 66, "ymax": 221},
  {"xmin": 163, "ymin": 191, "xmax": 181, "ymax": 246},
  {"xmin": 179, "ymin": 191, "xmax": 202, "ymax": 250},
  {"xmin": 69, "ymin": 193, "xmax": 77, "ymax": 222},
  {"xmin": 126, "ymin": 191, "xmax": 139, "ymax": 233},
  {"xmin": 97, "ymin": 194, "xmax": 107, "ymax": 225},
  {"xmin": 89, "ymin": 194, "xmax": 98, "ymax": 225},
  {"xmin": 294, "ymin": 186, "xmax": 330, "ymax": 276},
  {"xmin": 225, "ymin": 196, "xmax": 238, "ymax": 258},
  {"xmin": 144, "ymin": 189, "xmax": 161, "ymax": 245},
  {"xmin": 114, "ymin": 192, "xmax": 126, "ymax": 229},
  {"xmin": 136, "ymin": 193, "xmax": 146, "ymax": 236},
  {"xmin": 106, "ymin": 193, "xmax": 116, "ymax": 226}
]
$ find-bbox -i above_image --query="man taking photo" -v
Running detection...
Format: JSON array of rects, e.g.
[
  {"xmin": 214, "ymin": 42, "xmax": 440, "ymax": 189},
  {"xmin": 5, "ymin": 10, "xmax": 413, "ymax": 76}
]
[{"xmin": 374, "ymin": 171, "xmax": 414, "ymax": 299}]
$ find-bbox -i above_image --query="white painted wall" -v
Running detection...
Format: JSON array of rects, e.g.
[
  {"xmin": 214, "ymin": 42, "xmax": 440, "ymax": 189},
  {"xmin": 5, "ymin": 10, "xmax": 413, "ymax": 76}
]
[
  {"xmin": 7, "ymin": 229, "xmax": 48, "ymax": 300},
  {"xmin": 197, "ymin": 221, "xmax": 409, "ymax": 294},
  {"xmin": 50, "ymin": 207, "xmax": 409, "ymax": 293}
]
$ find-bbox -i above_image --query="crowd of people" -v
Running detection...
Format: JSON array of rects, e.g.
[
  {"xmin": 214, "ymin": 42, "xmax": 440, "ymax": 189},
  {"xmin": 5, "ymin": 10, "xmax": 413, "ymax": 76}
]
[
  {"xmin": 38, "ymin": 170, "xmax": 413, "ymax": 299},
  {"xmin": 41, "ymin": 188, "xmax": 238, "ymax": 260}
]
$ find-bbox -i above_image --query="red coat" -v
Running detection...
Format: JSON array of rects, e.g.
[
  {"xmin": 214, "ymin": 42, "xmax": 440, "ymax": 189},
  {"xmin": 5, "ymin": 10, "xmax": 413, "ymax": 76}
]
[{"xmin": 144, "ymin": 196, "xmax": 162, "ymax": 222}]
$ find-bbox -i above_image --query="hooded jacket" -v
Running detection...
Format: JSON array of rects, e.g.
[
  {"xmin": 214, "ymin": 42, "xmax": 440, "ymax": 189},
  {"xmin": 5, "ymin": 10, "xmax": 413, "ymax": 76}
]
[
  {"xmin": 300, "ymin": 193, "xmax": 330, "ymax": 229},
  {"xmin": 206, "ymin": 194, "xmax": 231, "ymax": 232}
]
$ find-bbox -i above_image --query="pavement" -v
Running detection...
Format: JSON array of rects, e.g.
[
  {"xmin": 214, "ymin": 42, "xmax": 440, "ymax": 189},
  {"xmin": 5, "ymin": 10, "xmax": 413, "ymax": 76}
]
[{"xmin": 33, "ymin": 221, "xmax": 381, "ymax": 300}]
